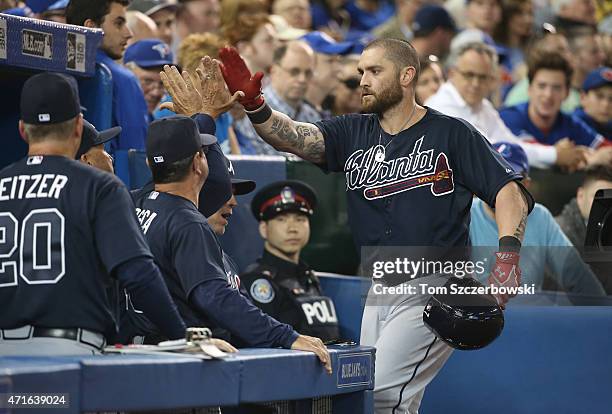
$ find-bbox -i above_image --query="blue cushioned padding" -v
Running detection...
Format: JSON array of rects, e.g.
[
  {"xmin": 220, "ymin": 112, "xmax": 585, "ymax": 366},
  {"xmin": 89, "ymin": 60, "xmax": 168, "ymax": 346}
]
[
  {"xmin": 421, "ymin": 306, "xmax": 612, "ymax": 413},
  {"xmin": 234, "ymin": 347, "xmax": 375, "ymax": 402},
  {"xmin": 0, "ymin": 357, "xmax": 81, "ymax": 413}
]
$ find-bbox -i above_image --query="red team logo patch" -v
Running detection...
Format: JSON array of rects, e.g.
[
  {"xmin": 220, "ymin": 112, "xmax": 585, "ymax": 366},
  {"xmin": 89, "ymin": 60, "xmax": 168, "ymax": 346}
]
[{"xmin": 344, "ymin": 136, "xmax": 455, "ymax": 200}]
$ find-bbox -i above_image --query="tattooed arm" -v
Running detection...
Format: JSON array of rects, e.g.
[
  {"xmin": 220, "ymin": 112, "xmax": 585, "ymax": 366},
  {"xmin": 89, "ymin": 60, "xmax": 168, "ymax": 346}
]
[
  {"xmin": 252, "ymin": 109, "xmax": 327, "ymax": 164},
  {"xmin": 494, "ymin": 181, "xmax": 529, "ymax": 242}
]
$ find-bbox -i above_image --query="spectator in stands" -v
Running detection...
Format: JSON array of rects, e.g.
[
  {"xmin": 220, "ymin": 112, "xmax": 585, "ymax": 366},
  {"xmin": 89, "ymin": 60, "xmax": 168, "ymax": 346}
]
[
  {"xmin": 415, "ymin": 54, "xmax": 443, "ymax": 105},
  {"xmin": 566, "ymin": 27, "xmax": 606, "ymax": 99},
  {"xmin": 76, "ymin": 121, "xmax": 121, "ymax": 174},
  {"xmin": 67, "ymin": 0, "xmax": 150, "ymax": 153},
  {"xmin": 500, "ymin": 50, "xmax": 609, "ymax": 171},
  {"xmin": 426, "ymin": 42, "xmax": 578, "ymax": 170},
  {"xmin": 124, "ymin": 39, "xmax": 174, "ymax": 119},
  {"xmin": 129, "ymin": 0, "xmax": 179, "ymax": 47},
  {"xmin": 470, "ymin": 142, "xmax": 605, "ymax": 295},
  {"xmin": 266, "ymin": 41, "xmax": 321, "ymax": 123},
  {"xmin": 220, "ymin": 0, "xmax": 268, "ymax": 31},
  {"xmin": 241, "ymin": 180, "xmax": 341, "ymax": 343},
  {"xmin": 329, "ymin": 55, "xmax": 361, "ymax": 115},
  {"xmin": 174, "ymin": 0, "xmax": 221, "ymax": 52},
  {"xmin": 310, "ymin": 0, "xmax": 351, "ymax": 36},
  {"xmin": 126, "ymin": 11, "xmax": 158, "ymax": 44},
  {"xmin": 0, "ymin": 0, "xmax": 17, "ymax": 11},
  {"xmin": 223, "ymin": 15, "xmax": 277, "ymax": 78},
  {"xmin": 551, "ymin": 0, "xmax": 597, "ymax": 31},
  {"xmin": 223, "ymin": 15, "xmax": 280, "ymax": 154},
  {"xmin": 165, "ymin": 33, "xmax": 242, "ymax": 154},
  {"xmin": 373, "ymin": 0, "xmax": 423, "ymax": 40},
  {"xmin": 556, "ymin": 164, "xmax": 612, "ymax": 247},
  {"xmin": 465, "ymin": 0, "xmax": 502, "ymax": 36},
  {"xmin": 272, "ymin": 0, "xmax": 313, "ymax": 30},
  {"xmin": 40, "ymin": 0, "xmax": 68, "ymax": 23},
  {"xmin": 344, "ymin": 0, "xmax": 395, "ymax": 33},
  {"xmin": 493, "ymin": 0, "xmax": 533, "ymax": 75},
  {"xmin": 302, "ymin": 31, "xmax": 357, "ymax": 117},
  {"xmin": 503, "ymin": 31, "xmax": 580, "ymax": 113},
  {"xmin": 574, "ymin": 67, "xmax": 612, "ymax": 138},
  {"xmin": 234, "ymin": 41, "xmax": 321, "ymax": 155},
  {"xmin": 409, "ymin": 4, "xmax": 457, "ymax": 60}
]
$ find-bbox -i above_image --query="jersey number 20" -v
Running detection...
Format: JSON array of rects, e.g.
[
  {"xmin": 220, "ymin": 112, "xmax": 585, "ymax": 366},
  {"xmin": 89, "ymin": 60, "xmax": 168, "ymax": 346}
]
[{"xmin": 0, "ymin": 209, "xmax": 65, "ymax": 287}]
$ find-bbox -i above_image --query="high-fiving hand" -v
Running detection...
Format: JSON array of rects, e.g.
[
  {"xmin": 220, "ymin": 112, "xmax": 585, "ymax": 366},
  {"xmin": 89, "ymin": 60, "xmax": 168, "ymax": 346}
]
[
  {"xmin": 159, "ymin": 59, "xmax": 243, "ymax": 119},
  {"xmin": 218, "ymin": 46, "xmax": 265, "ymax": 111}
]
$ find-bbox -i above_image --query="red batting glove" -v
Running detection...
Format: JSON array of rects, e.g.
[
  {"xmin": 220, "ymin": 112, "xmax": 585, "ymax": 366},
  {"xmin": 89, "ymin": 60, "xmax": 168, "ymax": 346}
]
[
  {"xmin": 218, "ymin": 46, "xmax": 265, "ymax": 111},
  {"xmin": 487, "ymin": 251, "xmax": 521, "ymax": 307}
]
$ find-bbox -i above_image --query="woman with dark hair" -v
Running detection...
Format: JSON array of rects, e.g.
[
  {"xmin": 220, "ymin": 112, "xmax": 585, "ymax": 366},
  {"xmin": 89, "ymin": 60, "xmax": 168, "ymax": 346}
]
[
  {"xmin": 493, "ymin": 0, "xmax": 534, "ymax": 73},
  {"xmin": 416, "ymin": 55, "xmax": 444, "ymax": 105}
]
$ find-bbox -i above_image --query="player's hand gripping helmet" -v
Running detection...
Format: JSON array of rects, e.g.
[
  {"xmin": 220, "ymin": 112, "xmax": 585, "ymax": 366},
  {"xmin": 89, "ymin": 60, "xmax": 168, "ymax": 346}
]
[{"xmin": 423, "ymin": 277, "xmax": 504, "ymax": 350}]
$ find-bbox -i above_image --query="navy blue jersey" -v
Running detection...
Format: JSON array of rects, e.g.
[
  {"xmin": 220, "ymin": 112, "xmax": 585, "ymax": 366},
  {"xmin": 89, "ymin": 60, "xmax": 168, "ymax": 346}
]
[
  {"xmin": 0, "ymin": 155, "xmax": 151, "ymax": 336},
  {"xmin": 134, "ymin": 191, "xmax": 229, "ymax": 329},
  {"xmin": 314, "ymin": 108, "xmax": 522, "ymax": 248},
  {"xmin": 133, "ymin": 191, "xmax": 298, "ymax": 347}
]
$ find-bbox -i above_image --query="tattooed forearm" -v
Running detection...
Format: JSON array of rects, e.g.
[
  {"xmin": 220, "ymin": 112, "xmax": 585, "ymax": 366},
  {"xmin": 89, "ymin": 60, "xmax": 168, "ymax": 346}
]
[
  {"xmin": 512, "ymin": 191, "xmax": 529, "ymax": 240},
  {"xmin": 254, "ymin": 110, "xmax": 326, "ymax": 163}
]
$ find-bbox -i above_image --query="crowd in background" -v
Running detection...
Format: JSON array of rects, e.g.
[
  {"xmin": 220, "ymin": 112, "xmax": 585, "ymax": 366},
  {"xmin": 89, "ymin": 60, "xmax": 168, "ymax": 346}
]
[{"xmin": 1, "ymin": 0, "xmax": 611, "ymax": 292}]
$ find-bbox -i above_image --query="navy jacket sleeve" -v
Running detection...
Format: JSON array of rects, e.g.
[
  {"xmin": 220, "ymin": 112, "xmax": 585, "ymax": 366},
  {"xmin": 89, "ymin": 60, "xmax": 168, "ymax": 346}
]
[
  {"xmin": 172, "ymin": 222, "xmax": 227, "ymax": 297},
  {"xmin": 190, "ymin": 279, "xmax": 299, "ymax": 348}
]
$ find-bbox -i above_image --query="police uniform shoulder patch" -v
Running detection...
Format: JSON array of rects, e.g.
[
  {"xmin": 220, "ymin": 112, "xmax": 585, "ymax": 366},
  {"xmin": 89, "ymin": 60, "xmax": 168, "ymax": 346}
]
[{"xmin": 250, "ymin": 278, "xmax": 275, "ymax": 303}]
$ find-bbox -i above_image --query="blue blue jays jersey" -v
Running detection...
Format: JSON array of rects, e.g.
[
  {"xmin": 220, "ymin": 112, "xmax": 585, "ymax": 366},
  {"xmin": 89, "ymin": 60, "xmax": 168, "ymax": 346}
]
[
  {"xmin": 314, "ymin": 108, "xmax": 522, "ymax": 248},
  {"xmin": 500, "ymin": 103, "xmax": 605, "ymax": 147},
  {"xmin": 0, "ymin": 155, "xmax": 151, "ymax": 336}
]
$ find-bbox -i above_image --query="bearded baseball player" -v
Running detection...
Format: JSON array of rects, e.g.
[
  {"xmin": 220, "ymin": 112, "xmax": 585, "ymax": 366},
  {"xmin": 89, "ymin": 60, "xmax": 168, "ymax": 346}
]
[{"xmin": 218, "ymin": 38, "xmax": 534, "ymax": 413}]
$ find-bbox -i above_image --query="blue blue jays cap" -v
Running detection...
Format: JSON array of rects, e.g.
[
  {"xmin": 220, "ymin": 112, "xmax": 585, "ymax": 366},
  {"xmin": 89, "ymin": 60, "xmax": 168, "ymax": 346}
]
[
  {"xmin": 2, "ymin": 6, "xmax": 34, "ymax": 16},
  {"xmin": 124, "ymin": 39, "xmax": 174, "ymax": 68},
  {"xmin": 582, "ymin": 67, "xmax": 612, "ymax": 92},
  {"xmin": 251, "ymin": 180, "xmax": 317, "ymax": 221},
  {"xmin": 146, "ymin": 115, "xmax": 216, "ymax": 166},
  {"xmin": 492, "ymin": 142, "xmax": 529, "ymax": 176},
  {"xmin": 25, "ymin": 0, "xmax": 54, "ymax": 13},
  {"xmin": 300, "ymin": 31, "xmax": 356, "ymax": 55},
  {"xmin": 412, "ymin": 5, "xmax": 457, "ymax": 36}
]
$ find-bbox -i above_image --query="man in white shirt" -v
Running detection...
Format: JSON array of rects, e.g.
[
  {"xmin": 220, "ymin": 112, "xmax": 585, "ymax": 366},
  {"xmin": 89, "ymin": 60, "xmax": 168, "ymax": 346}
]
[{"xmin": 426, "ymin": 41, "xmax": 584, "ymax": 170}]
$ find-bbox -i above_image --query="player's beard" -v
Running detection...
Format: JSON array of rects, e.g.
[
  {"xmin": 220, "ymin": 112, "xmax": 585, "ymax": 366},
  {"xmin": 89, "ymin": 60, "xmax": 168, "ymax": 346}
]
[{"xmin": 360, "ymin": 79, "xmax": 403, "ymax": 115}]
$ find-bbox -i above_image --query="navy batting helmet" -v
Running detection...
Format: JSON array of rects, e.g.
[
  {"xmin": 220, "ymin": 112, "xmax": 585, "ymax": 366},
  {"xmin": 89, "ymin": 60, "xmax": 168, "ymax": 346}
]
[{"xmin": 423, "ymin": 277, "xmax": 504, "ymax": 350}]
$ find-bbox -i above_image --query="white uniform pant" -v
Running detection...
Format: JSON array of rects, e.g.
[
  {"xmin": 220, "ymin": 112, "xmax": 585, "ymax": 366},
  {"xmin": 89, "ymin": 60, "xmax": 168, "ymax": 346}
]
[{"xmin": 361, "ymin": 275, "xmax": 454, "ymax": 414}]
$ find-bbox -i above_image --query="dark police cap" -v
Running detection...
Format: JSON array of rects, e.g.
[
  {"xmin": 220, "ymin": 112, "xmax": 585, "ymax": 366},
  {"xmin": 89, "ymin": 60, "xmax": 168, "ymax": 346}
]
[
  {"xmin": 251, "ymin": 180, "xmax": 317, "ymax": 221},
  {"xmin": 75, "ymin": 120, "xmax": 121, "ymax": 159}
]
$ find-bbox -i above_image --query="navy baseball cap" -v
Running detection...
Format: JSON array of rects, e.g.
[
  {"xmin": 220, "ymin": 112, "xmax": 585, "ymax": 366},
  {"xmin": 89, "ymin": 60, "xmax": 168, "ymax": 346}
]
[
  {"xmin": 75, "ymin": 120, "xmax": 121, "ymax": 159},
  {"xmin": 129, "ymin": 0, "xmax": 179, "ymax": 16},
  {"xmin": 20, "ymin": 72, "xmax": 82, "ymax": 125},
  {"xmin": 124, "ymin": 39, "xmax": 174, "ymax": 68},
  {"xmin": 492, "ymin": 142, "xmax": 529, "ymax": 176},
  {"xmin": 198, "ymin": 143, "xmax": 232, "ymax": 217},
  {"xmin": 412, "ymin": 5, "xmax": 457, "ymax": 36},
  {"xmin": 301, "ymin": 32, "xmax": 356, "ymax": 56},
  {"xmin": 146, "ymin": 116, "xmax": 217, "ymax": 165},
  {"xmin": 227, "ymin": 159, "xmax": 256, "ymax": 195},
  {"xmin": 251, "ymin": 180, "xmax": 317, "ymax": 221},
  {"xmin": 582, "ymin": 67, "xmax": 612, "ymax": 92}
]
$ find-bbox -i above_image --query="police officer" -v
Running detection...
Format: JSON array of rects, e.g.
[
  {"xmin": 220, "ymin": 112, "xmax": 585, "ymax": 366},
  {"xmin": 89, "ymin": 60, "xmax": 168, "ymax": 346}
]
[{"xmin": 241, "ymin": 180, "xmax": 340, "ymax": 343}]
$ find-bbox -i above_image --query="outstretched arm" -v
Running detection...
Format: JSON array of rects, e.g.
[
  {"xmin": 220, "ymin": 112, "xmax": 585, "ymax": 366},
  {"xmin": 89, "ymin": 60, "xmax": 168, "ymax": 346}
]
[
  {"xmin": 250, "ymin": 108, "xmax": 326, "ymax": 163},
  {"xmin": 217, "ymin": 46, "xmax": 326, "ymax": 164}
]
